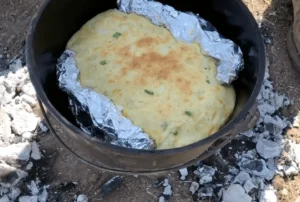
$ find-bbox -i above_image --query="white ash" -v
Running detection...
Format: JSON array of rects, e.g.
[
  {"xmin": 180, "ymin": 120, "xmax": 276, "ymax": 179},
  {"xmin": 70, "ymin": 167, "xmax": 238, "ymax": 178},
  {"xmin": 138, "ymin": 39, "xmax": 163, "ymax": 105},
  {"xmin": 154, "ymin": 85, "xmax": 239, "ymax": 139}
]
[
  {"xmin": 188, "ymin": 63, "xmax": 293, "ymax": 201},
  {"xmin": 76, "ymin": 194, "xmax": 88, "ymax": 202},
  {"xmin": 0, "ymin": 56, "xmax": 48, "ymax": 202},
  {"xmin": 178, "ymin": 168, "xmax": 188, "ymax": 180}
]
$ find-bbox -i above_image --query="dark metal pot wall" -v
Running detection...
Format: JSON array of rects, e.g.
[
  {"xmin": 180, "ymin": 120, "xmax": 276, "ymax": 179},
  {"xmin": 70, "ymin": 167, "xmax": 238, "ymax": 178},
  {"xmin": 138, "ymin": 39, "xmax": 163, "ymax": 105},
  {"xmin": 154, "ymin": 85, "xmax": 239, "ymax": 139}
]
[{"xmin": 26, "ymin": 0, "xmax": 265, "ymax": 174}]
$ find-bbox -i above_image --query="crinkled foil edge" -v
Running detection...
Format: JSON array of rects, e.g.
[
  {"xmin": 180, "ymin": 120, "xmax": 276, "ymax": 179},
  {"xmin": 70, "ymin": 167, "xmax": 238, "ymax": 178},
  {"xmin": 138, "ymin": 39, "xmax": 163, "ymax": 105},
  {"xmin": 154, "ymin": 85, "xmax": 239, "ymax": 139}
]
[{"xmin": 57, "ymin": 50, "xmax": 155, "ymax": 150}]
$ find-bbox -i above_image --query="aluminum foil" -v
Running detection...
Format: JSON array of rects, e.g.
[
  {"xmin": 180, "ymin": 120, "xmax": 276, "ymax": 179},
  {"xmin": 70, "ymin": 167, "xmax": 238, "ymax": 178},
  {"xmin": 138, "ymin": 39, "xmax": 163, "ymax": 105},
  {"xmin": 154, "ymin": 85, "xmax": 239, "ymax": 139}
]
[
  {"xmin": 57, "ymin": 50, "xmax": 155, "ymax": 150},
  {"xmin": 117, "ymin": 0, "xmax": 244, "ymax": 85}
]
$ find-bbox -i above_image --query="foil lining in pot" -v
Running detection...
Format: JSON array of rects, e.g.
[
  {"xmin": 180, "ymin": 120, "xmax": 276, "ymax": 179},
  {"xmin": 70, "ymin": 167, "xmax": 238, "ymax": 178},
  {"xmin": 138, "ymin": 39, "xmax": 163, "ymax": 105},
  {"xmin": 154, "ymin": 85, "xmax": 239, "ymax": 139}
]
[
  {"xmin": 117, "ymin": 0, "xmax": 244, "ymax": 85},
  {"xmin": 57, "ymin": 50, "xmax": 155, "ymax": 150}
]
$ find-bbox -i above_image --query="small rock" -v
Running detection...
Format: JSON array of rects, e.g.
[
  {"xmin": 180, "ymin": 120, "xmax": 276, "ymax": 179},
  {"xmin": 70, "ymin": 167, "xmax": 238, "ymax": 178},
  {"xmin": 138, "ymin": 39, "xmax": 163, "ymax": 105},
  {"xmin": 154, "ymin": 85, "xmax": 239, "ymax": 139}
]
[
  {"xmin": 243, "ymin": 179, "xmax": 257, "ymax": 193},
  {"xmin": 26, "ymin": 162, "xmax": 33, "ymax": 170},
  {"xmin": 179, "ymin": 168, "xmax": 188, "ymax": 180},
  {"xmin": 38, "ymin": 122, "xmax": 48, "ymax": 133},
  {"xmin": 259, "ymin": 189, "xmax": 277, "ymax": 202},
  {"xmin": 0, "ymin": 195, "xmax": 10, "ymax": 202},
  {"xmin": 256, "ymin": 139, "xmax": 281, "ymax": 159},
  {"xmin": 284, "ymin": 164, "xmax": 298, "ymax": 176},
  {"xmin": 11, "ymin": 110, "xmax": 38, "ymax": 135},
  {"xmin": 9, "ymin": 187, "xmax": 21, "ymax": 200},
  {"xmin": 223, "ymin": 184, "xmax": 252, "ymax": 202},
  {"xmin": 163, "ymin": 185, "xmax": 172, "ymax": 196},
  {"xmin": 18, "ymin": 196, "xmax": 38, "ymax": 202},
  {"xmin": 31, "ymin": 141, "xmax": 41, "ymax": 160},
  {"xmin": 21, "ymin": 94, "xmax": 37, "ymax": 108},
  {"xmin": 240, "ymin": 159, "xmax": 270, "ymax": 178},
  {"xmin": 233, "ymin": 171, "xmax": 251, "ymax": 185},
  {"xmin": 38, "ymin": 186, "xmax": 48, "ymax": 202},
  {"xmin": 0, "ymin": 142, "xmax": 32, "ymax": 163},
  {"xmin": 199, "ymin": 175, "xmax": 212, "ymax": 184},
  {"xmin": 76, "ymin": 195, "xmax": 88, "ymax": 202},
  {"xmin": 27, "ymin": 181, "xmax": 39, "ymax": 195},
  {"xmin": 189, "ymin": 182, "xmax": 199, "ymax": 194},
  {"xmin": 10, "ymin": 169, "xmax": 28, "ymax": 186}
]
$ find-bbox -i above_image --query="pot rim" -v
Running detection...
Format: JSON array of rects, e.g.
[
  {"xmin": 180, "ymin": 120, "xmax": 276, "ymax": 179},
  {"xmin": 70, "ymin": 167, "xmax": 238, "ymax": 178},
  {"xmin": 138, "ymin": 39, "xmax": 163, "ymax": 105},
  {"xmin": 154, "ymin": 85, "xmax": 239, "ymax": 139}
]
[{"xmin": 25, "ymin": 0, "xmax": 265, "ymax": 156}]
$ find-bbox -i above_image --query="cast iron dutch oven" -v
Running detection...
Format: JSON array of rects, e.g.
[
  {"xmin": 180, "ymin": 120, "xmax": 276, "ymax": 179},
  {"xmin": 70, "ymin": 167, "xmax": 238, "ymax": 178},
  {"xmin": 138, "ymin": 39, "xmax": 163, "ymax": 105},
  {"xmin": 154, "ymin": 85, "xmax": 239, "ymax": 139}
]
[{"xmin": 26, "ymin": 0, "xmax": 265, "ymax": 174}]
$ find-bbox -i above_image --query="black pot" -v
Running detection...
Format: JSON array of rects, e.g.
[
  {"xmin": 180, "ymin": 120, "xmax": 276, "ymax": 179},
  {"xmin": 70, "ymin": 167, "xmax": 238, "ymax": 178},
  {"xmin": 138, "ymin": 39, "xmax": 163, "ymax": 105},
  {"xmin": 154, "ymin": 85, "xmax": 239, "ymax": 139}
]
[{"xmin": 26, "ymin": 0, "xmax": 265, "ymax": 174}]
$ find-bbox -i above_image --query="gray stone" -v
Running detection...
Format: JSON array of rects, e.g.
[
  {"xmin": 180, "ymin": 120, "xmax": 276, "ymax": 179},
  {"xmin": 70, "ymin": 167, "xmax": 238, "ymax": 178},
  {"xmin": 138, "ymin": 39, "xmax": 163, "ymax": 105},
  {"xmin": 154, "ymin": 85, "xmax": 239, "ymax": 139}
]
[
  {"xmin": 31, "ymin": 141, "xmax": 41, "ymax": 160},
  {"xmin": 256, "ymin": 139, "xmax": 281, "ymax": 159},
  {"xmin": 11, "ymin": 111, "xmax": 38, "ymax": 135},
  {"xmin": 222, "ymin": 184, "xmax": 252, "ymax": 202}
]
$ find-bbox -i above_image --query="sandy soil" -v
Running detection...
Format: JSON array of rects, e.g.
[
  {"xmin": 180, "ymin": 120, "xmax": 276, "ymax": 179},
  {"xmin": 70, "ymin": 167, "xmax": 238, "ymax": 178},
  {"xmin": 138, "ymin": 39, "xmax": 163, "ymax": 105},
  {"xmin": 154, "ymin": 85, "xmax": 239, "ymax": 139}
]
[{"xmin": 1, "ymin": 0, "xmax": 300, "ymax": 201}]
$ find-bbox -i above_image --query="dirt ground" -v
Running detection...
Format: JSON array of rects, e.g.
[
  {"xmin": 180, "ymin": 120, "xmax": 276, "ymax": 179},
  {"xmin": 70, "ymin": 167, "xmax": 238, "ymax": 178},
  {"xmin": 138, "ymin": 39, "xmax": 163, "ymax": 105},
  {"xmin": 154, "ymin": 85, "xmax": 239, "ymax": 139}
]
[{"xmin": 1, "ymin": 0, "xmax": 300, "ymax": 201}]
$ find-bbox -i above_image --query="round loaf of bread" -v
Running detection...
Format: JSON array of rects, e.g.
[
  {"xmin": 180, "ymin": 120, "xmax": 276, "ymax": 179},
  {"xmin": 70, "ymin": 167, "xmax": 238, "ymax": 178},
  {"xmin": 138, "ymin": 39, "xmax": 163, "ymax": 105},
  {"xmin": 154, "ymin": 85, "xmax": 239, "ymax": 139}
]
[{"xmin": 66, "ymin": 9, "xmax": 236, "ymax": 149}]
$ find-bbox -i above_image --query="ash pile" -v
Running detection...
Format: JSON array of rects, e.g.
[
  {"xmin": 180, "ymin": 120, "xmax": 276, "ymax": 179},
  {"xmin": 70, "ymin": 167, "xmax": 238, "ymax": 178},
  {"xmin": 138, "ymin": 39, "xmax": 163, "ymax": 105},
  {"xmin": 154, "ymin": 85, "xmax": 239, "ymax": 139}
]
[
  {"xmin": 167, "ymin": 59, "xmax": 299, "ymax": 202},
  {"xmin": 0, "ymin": 53, "xmax": 49, "ymax": 202}
]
